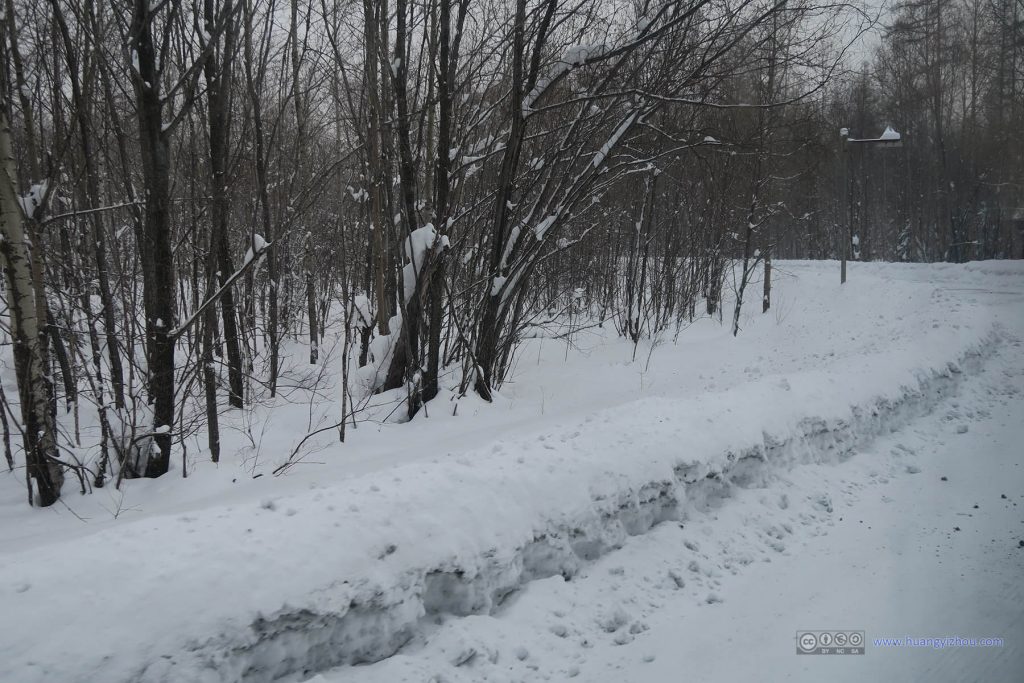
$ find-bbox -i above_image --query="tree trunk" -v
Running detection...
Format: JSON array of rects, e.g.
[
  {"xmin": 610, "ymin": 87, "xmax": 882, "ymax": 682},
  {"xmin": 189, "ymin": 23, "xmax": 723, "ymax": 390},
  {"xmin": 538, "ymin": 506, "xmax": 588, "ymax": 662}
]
[
  {"xmin": 474, "ymin": 0, "xmax": 529, "ymax": 401},
  {"xmin": 205, "ymin": 0, "xmax": 244, "ymax": 408},
  {"xmin": 243, "ymin": 0, "xmax": 278, "ymax": 397},
  {"xmin": 363, "ymin": 0, "xmax": 390, "ymax": 337},
  {"xmin": 130, "ymin": 0, "xmax": 175, "ymax": 477},
  {"xmin": 305, "ymin": 233, "xmax": 319, "ymax": 364},
  {"xmin": 0, "ymin": 106, "xmax": 63, "ymax": 506}
]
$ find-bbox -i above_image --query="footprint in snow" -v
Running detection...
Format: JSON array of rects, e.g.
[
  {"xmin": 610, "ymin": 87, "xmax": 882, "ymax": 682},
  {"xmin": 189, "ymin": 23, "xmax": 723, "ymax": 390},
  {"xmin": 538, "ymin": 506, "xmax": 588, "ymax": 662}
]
[{"xmin": 629, "ymin": 621, "xmax": 649, "ymax": 635}]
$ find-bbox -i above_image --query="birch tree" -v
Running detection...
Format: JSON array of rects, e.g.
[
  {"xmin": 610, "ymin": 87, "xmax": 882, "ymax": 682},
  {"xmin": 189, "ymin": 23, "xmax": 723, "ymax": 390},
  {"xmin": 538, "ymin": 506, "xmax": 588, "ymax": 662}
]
[{"xmin": 0, "ymin": 105, "xmax": 63, "ymax": 506}]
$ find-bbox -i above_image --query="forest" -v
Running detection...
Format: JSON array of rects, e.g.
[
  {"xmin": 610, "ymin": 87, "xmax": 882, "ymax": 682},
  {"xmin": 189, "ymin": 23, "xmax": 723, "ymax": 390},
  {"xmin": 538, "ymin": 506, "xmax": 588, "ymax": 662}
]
[{"xmin": 0, "ymin": 0, "xmax": 1021, "ymax": 507}]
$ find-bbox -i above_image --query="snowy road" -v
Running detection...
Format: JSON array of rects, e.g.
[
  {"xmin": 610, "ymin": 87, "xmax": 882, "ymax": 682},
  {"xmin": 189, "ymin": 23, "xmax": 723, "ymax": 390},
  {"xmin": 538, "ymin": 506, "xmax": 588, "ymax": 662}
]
[
  {"xmin": 317, "ymin": 343, "xmax": 1024, "ymax": 683},
  {"xmin": 581, "ymin": 349, "xmax": 1024, "ymax": 683}
]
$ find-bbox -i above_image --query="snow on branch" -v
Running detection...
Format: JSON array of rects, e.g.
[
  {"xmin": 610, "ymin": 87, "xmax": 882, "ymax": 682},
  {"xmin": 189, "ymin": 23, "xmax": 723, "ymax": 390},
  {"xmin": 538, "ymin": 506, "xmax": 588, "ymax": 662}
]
[
  {"xmin": 401, "ymin": 223, "xmax": 449, "ymax": 303},
  {"xmin": 522, "ymin": 43, "xmax": 607, "ymax": 115},
  {"xmin": 17, "ymin": 181, "xmax": 49, "ymax": 220}
]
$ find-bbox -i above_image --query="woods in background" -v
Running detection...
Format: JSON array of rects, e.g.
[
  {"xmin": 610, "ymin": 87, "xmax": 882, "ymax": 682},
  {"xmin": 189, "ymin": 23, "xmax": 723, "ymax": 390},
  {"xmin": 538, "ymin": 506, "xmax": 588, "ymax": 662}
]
[{"xmin": 0, "ymin": 0, "xmax": 1021, "ymax": 506}]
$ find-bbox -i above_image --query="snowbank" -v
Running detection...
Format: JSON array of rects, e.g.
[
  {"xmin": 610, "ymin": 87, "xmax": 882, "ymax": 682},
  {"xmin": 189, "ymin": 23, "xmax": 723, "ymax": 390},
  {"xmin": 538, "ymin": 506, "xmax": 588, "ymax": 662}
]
[{"xmin": 0, "ymin": 329, "xmax": 1005, "ymax": 683}]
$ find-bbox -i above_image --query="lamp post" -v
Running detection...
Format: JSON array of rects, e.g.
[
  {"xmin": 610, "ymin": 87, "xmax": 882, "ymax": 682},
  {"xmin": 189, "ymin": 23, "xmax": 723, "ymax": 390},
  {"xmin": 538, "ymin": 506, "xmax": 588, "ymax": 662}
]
[{"xmin": 839, "ymin": 126, "xmax": 902, "ymax": 284}]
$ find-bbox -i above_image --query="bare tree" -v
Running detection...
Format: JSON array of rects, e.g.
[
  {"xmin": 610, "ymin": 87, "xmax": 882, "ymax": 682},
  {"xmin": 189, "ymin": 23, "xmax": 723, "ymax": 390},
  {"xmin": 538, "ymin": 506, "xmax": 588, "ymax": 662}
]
[{"xmin": 0, "ymin": 104, "xmax": 63, "ymax": 505}]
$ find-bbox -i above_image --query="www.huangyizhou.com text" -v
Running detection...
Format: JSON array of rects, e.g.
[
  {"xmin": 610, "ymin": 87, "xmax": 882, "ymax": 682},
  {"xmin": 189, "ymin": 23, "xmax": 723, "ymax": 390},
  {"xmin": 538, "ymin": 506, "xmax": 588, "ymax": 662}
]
[{"xmin": 873, "ymin": 636, "xmax": 1005, "ymax": 649}]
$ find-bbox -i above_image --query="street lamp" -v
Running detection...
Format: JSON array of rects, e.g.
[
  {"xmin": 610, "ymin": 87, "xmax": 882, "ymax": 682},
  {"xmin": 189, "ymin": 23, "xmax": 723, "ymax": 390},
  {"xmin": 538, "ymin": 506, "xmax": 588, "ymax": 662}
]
[{"xmin": 839, "ymin": 126, "xmax": 902, "ymax": 284}]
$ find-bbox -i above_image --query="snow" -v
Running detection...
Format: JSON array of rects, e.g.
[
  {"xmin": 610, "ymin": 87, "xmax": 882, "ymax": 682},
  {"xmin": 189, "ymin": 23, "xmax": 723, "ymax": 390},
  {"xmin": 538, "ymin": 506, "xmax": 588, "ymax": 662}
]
[
  {"xmin": 532, "ymin": 214, "xmax": 557, "ymax": 241},
  {"xmin": 521, "ymin": 45, "xmax": 605, "ymax": 114},
  {"xmin": 352, "ymin": 294, "xmax": 373, "ymax": 328},
  {"xmin": 402, "ymin": 223, "xmax": 440, "ymax": 302},
  {"xmin": 403, "ymin": 224, "xmax": 437, "ymax": 265},
  {"xmin": 1, "ymin": 261, "xmax": 1023, "ymax": 683},
  {"xmin": 563, "ymin": 43, "xmax": 604, "ymax": 66},
  {"xmin": 593, "ymin": 111, "xmax": 639, "ymax": 167},
  {"xmin": 352, "ymin": 313, "xmax": 402, "ymax": 396},
  {"xmin": 500, "ymin": 224, "xmax": 521, "ymax": 270},
  {"xmin": 491, "ymin": 275, "xmax": 507, "ymax": 296},
  {"xmin": 526, "ymin": 356, "xmax": 1024, "ymax": 683},
  {"xmin": 17, "ymin": 180, "xmax": 48, "ymax": 219},
  {"xmin": 242, "ymin": 233, "xmax": 268, "ymax": 266},
  {"xmin": 880, "ymin": 126, "xmax": 901, "ymax": 141},
  {"xmin": 522, "ymin": 71, "xmax": 565, "ymax": 114},
  {"xmin": 351, "ymin": 355, "xmax": 1023, "ymax": 682}
]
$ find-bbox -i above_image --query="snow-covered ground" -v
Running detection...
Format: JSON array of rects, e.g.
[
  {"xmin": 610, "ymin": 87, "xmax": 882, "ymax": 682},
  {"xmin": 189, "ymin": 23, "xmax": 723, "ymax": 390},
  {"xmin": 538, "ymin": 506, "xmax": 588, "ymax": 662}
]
[
  {"xmin": 1, "ymin": 260, "xmax": 1022, "ymax": 683},
  {"xmin": 324, "ymin": 345, "xmax": 1024, "ymax": 683}
]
